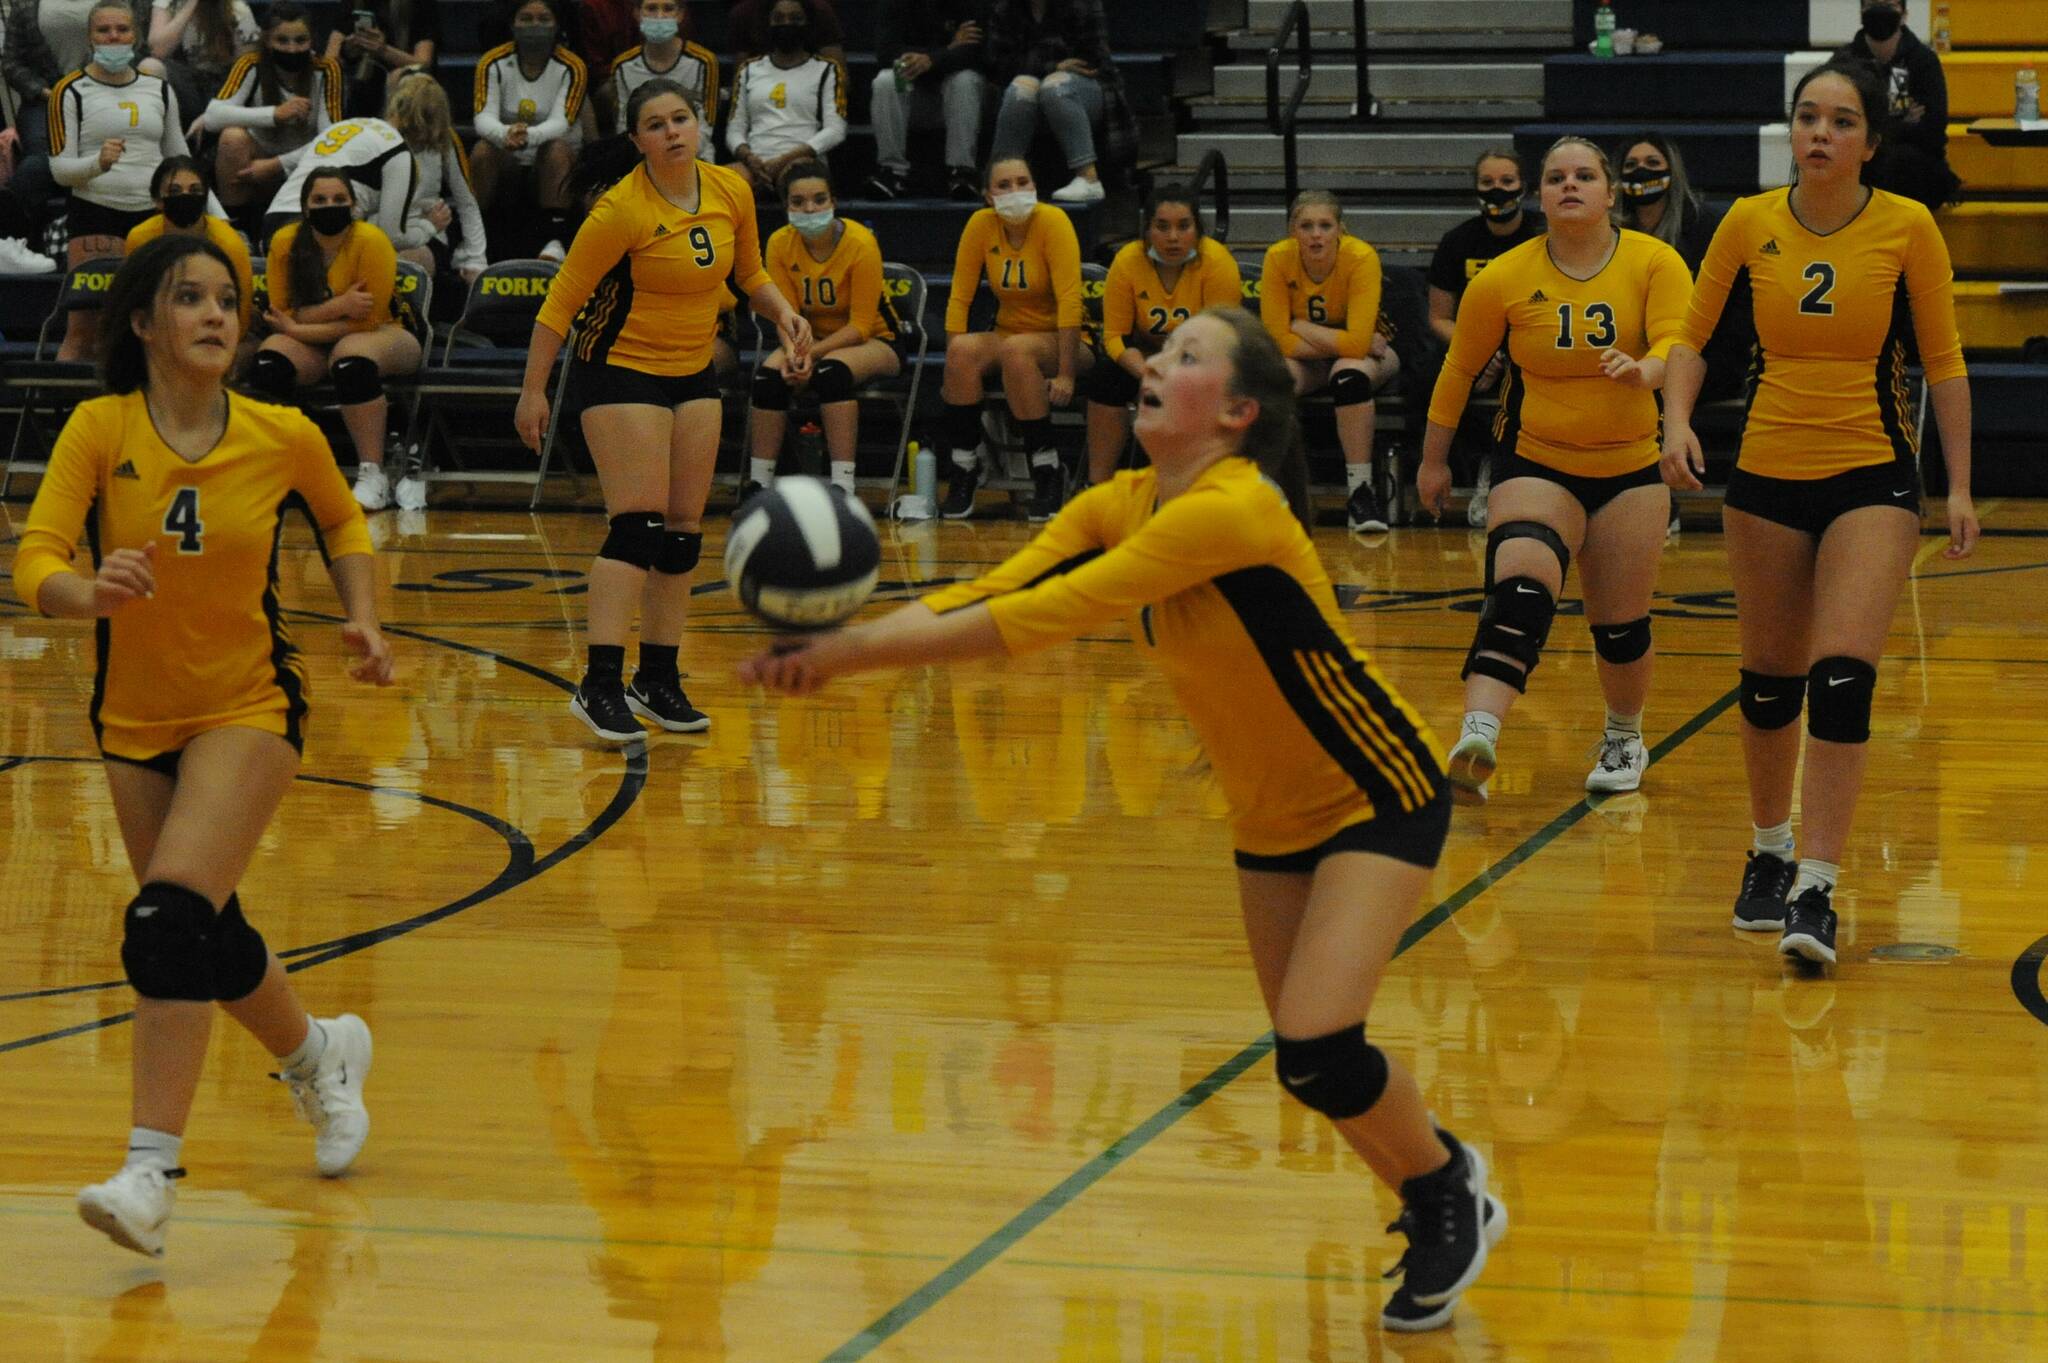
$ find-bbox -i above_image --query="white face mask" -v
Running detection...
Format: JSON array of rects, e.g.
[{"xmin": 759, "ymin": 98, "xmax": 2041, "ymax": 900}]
[{"xmin": 992, "ymin": 190, "xmax": 1036, "ymax": 223}]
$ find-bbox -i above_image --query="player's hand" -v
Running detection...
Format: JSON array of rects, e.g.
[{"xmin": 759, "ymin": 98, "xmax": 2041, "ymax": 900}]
[
  {"xmin": 342, "ymin": 618, "xmax": 395, "ymax": 684},
  {"xmin": 264, "ymin": 307, "xmax": 300, "ymax": 338},
  {"xmin": 1055, "ymin": 58, "xmax": 1096, "ymax": 76},
  {"xmin": 506, "ymin": 124, "xmax": 530, "ymax": 150},
  {"xmin": 739, "ymin": 634, "xmax": 843, "ymax": 696},
  {"xmin": 783, "ymin": 353, "xmax": 812, "ymax": 384},
  {"xmin": 237, "ymin": 156, "xmax": 279, "ymax": 184},
  {"xmin": 424, "ymin": 198, "xmax": 453, "ymax": 230},
  {"xmin": 897, "ymin": 52, "xmax": 932, "ymax": 81},
  {"xmin": 951, "ymin": 21, "xmax": 982, "ymax": 46},
  {"xmin": 1660, "ymin": 424, "xmax": 1704, "ymax": 491},
  {"xmin": 1944, "ymin": 491, "xmax": 1979, "ymax": 559},
  {"xmin": 514, "ymin": 388, "xmax": 550, "ymax": 453},
  {"xmin": 1416, "ymin": 456, "xmax": 1452, "ymax": 519},
  {"xmin": 275, "ymin": 95, "xmax": 313, "ymax": 125},
  {"xmin": 1600, "ymin": 347, "xmax": 1651, "ymax": 388},
  {"xmin": 98, "ymin": 138, "xmax": 125, "ymax": 171},
  {"xmin": 459, "ymin": 264, "xmax": 483, "ymax": 284},
  {"xmin": 92, "ymin": 542, "xmax": 156, "ymax": 614},
  {"xmin": 334, "ymin": 282, "xmax": 374, "ymax": 320},
  {"xmin": 776, "ymin": 311, "xmax": 813, "ymax": 365},
  {"xmin": 1046, "ymin": 374, "xmax": 1075, "ymax": 407}
]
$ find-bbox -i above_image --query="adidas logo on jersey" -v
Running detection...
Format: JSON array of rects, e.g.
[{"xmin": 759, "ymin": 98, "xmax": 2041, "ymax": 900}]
[
  {"xmin": 113, "ymin": 460, "xmax": 139, "ymax": 480},
  {"xmin": 1529, "ymin": 289, "xmax": 1547, "ymax": 303},
  {"xmin": 1760, "ymin": 238, "xmax": 1781, "ymax": 256},
  {"xmin": 652, "ymin": 223, "xmax": 669, "ymax": 236}
]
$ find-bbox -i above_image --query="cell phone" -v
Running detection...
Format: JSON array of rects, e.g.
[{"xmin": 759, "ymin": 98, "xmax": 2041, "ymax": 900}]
[{"xmin": 352, "ymin": 10, "xmax": 374, "ymax": 30}]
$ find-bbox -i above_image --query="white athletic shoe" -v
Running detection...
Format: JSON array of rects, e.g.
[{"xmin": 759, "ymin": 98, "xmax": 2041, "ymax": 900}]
[
  {"xmin": 277, "ymin": 1014, "xmax": 373, "ymax": 1177},
  {"xmin": 393, "ymin": 472, "xmax": 428, "ymax": 511},
  {"xmin": 1050, "ymin": 175, "xmax": 1106, "ymax": 203},
  {"xmin": 539, "ymin": 239, "xmax": 567, "ymax": 262},
  {"xmin": 1445, "ymin": 720, "xmax": 1497, "ymax": 805},
  {"xmin": 0, "ymin": 235, "xmax": 56, "ymax": 273},
  {"xmin": 352, "ymin": 463, "xmax": 391, "ymax": 511},
  {"xmin": 77, "ymin": 1164, "xmax": 181, "ymax": 1257},
  {"xmin": 1585, "ymin": 730, "xmax": 1648, "ymax": 793}
]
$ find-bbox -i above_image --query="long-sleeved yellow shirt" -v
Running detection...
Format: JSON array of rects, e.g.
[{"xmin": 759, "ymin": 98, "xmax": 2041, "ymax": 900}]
[
  {"xmin": 765, "ymin": 218, "xmax": 894, "ymax": 342},
  {"xmin": 1260, "ymin": 235, "xmax": 1382, "ymax": 360},
  {"xmin": 1100, "ymin": 236, "xmax": 1243, "ymax": 362},
  {"xmin": 945, "ymin": 204, "xmax": 1082, "ymax": 337},
  {"xmin": 266, "ymin": 220, "xmax": 400, "ymax": 333}
]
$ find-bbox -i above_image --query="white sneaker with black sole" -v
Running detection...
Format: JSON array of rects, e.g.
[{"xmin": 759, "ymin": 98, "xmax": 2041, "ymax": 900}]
[
  {"xmin": 1383, "ymin": 1131, "xmax": 1498, "ymax": 1312},
  {"xmin": 625, "ymin": 676, "xmax": 711, "ymax": 732},
  {"xmin": 1585, "ymin": 730, "xmax": 1647, "ymax": 793},
  {"xmin": 277, "ymin": 1013, "xmax": 373, "ymax": 1177},
  {"xmin": 77, "ymin": 1164, "xmax": 182, "ymax": 1256}
]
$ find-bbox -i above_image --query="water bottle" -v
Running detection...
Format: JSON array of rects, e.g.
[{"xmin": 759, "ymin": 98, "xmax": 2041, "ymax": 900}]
[
  {"xmin": 1593, "ymin": 2, "xmax": 1616, "ymax": 58},
  {"xmin": 913, "ymin": 442, "xmax": 936, "ymax": 503},
  {"xmin": 1932, "ymin": 2, "xmax": 1952, "ymax": 54},
  {"xmin": 797, "ymin": 420, "xmax": 825, "ymax": 475},
  {"xmin": 893, "ymin": 56, "xmax": 911, "ymax": 93},
  {"xmin": 2019, "ymin": 66, "xmax": 2042, "ymax": 123}
]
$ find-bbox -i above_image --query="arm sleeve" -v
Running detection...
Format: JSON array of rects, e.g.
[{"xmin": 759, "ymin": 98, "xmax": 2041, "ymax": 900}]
[
  {"xmin": 3, "ymin": 4, "xmax": 55, "ymax": 103},
  {"xmin": 203, "ymin": 56, "xmax": 272, "ymax": 129},
  {"xmin": 11, "ymin": 404, "xmax": 105, "ymax": 615},
  {"xmin": 1910, "ymin": 47, "xmax": 1949, "ymax": 151},
  {"xmin": 1333, "ymin": 243, "xmax": 1381, "ymax": 359},
  {"xmin": 725, "ymin": 63, "xmax": 751, "ymax": 152},
  {"xmin": 1201, "ymin": 247, "xmax": 1244, "ymax": 311},
  {"xmin": 525, "ymin": 54, "xmax": 583, "ymax": 143},
  {"xmin": 945, "ymin": 215, "xmax": 986, "ymax": 333},
  {"xmin": 1676, "ymin": 199, "xmax": 1746, "ymax": 353},
  {"xmin": 1047, "ymin": 212, "xmax": 1082, "ymax": 330},
  {"xmin": 729, "ymin": 182, "xmax": 771, "ymax": 297},
  {"xmin": 51, "ymin": 85, "xmax": 102, "ymax": 186},
  {"xmin": 318, "ymin": 58, "xmax": 343, "ymax": 124},
  {"xmin": 1905, "ymin": 204, "xmax": 1966, "ymax": 385},
  {"xmin": 1100, "ymin": 254, "xmax": 1134, "ymax": 361},
  {"xmin": 473, "ymin": 57, "xmax": 508, "ymax": 144},
  {"xmin": 765, "ymin": 233, "xmax": 797, "ymax": 311},
  {"xmin": 1425, "ymin": 266, "xmax": 1507, "ymax": 427},
  {"xmin": 1260, "ymin": 244, "xmax": 1301, "ymax": 358},
  {"xmin": 371, "ymin": 149, "xmax": 416, "ymax": 238},
  {"xmin": 1643, "ymin": 242, "xmax": 1694, "ymax": 362},
  {"xmin": 289, "ymin": 412, "xmax": 375, "ymax": 560},
  {"xmin": 804, "ymin": 60, "xmax": 847, "ymax": 155},
  {"xmin": 445, "ymin": 135, "xmax": 488, "ymax": 270},
  {"xmin": 352, "ymin": 227, "xmax": 398, "ymax": 324},
  {"xmin": 159, "ymin": 84, "xmax": 190, "ymax": 160},
  {"xmin": 534, "ymin": 190, "xmax": 633, "ymax": 335},
  {"xmin": 265, "ymin": 228, "xmax": 290, "ymax": 310},
  {"xmin": 223, "ymin": 226, "xmax": 255, "ymax": 327},
  {"xmin": 923, "ymin": 485, "xmax": 1110, "ymax": 613},
  {"xmin": 847, "ymin": 237, "xmax": 886, "ymax": 339}
]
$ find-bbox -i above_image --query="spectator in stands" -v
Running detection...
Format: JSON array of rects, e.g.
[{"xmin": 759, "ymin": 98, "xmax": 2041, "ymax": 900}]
[
  {"xmin": 568, "ymin": 0, "xmax": 641, "ymax": 85},
  {"xmin": 866, "ymin": 0, "xmax": 987, "ymax": 202},
  {"xmin": 601, "ymin": 0, "xmax": 717, "ymax": 143},
  {"xmin": 938, "ymin": 154, "xmax": 1086, "ymax": 521},
  {"xmin": 50, "ymin": 3, "xmax": 196, "ymax": 359},
  {"xmin": 1834, "ymin": 0, "xmax": 1959, "ymax": 208},
  {"xmin": 147, "ymin": 0, "xmax": 257, "ymax": 134},
  {"xmin": 1261, "ymin": 190, "xmax": 1398, "ymax": 534},
  {"xmin": 327, "ymin": 0, "xmax": 441, "ymax": 118},
  {"xmin": 253, "ymin": 167, "xmax": 424, "ymax": 510},
  {"xmin": 745, "ymin": 159, "xmax": 900, "ymax": 500},
  {"xmin": 1085, "ymin": 183, "xmax": 1241, "ymax": 484},
  {"xmin": 983, "ymin": 0, "xmax": 1136, "ymax": 205},
  {"xmin": 260, "ymin": 114, "xmax": 416, "ymax": 242},
  {"xmin": 126, "ymin": 154, "xmax": 253, "ymax": 332},
  {"xmin": 729, "ymin": 0, "xmax": 843, "ymax": 64},
  {"xmin": 385, "ymin": 71, "xmax": 484, "ymax": 285},
  {"xmin": 207, "ymin": 3, "xmax": 341, "ymax": 219},
  {"xmin": 726, "ymin": 1, "xmax": 845, "ymax": 195},
  {"xmin": 471, "ymin": 0, "xmax": 587, "ymax": 260},
  {"xmin": 1616, "ymin": 133, "xmax": 1751, "ymax": 403}
]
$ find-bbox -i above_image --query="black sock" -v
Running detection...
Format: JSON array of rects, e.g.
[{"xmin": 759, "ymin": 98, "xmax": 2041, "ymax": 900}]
[
  {"xmin": 1018, "ymin": 417, "xmax": 1056, "ymax": 460},
  {"xmin": 637, "ymin": 643, "xmax": 679, "ymax": 684},
  {"xmin": 544, "ymin": 208, "xmax": 572, "ymax": 242},
  {"xmin": 584, "ymin": 643, "xmax": 625, "ymax": 687}
]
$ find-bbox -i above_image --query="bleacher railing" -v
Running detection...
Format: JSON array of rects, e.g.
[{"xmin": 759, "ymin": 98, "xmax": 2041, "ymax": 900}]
[
  {"xmin": 1188, "ymin": 148, "xmax": 1231, "ymax": 242},
  {"xmin": 1265, "ymin": 0, "xmax": 1314, "ymax": 204},
  {"xmin": 1352, "ymin": 0, "xmax": 1378, "ymax": 121}
]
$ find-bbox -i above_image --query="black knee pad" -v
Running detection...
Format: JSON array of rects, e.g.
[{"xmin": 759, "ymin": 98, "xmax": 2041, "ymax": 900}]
[
  {"xmin": 653, "ymin": 528, "xmax": 702, "ymax": 575},
  {"xmin": 598, "ymin": 511, "xmax": 667, "ymax": 569},
  {"xmin": 1462, "ymin": 575, "xmax": 1557, "ymax": 693},
  {"xmin": 212, "ymin": 893, "xmax": 269, "ymax": 1002},
  {"xmin": 750, "ymin": 365, "xmax": 792, "ymax": 412},
  {"xmin": 1807, "ymin": 656, "xmax": 1877, "ymax": 743},
  {"xmin": 1273, "ymin": 1023, "xmax": 1389, "ymax": 1121},
  {"xmin": 1738, "ymin": 669, "xmax": 1806, "ymax": 730},
  {"xmin": 941, "ymin": 400, "xmax": 983, "ymax": 453},
  {"xmin": 1591, "ymin": 615, "xmax": 1652, "ymax": 664},
  {"xmin": 1484, "ymin": 519, "xmax": 1571, "ymax": 589},
  {"xmin": 248, "ymin": 349, "xmax": 297, "ymax": 400},
  {"xmin": 329, "ymin": 354, "xmax": 383, "ymax": 404},
  {"xmin": 1329, "ymin": 366, "xmax": 1374, "ymax": 408},
  {"xmin": 810, "ymin": 358, "xmax": 856, "ymax": 403},
  {"xmin": 121, "ymin": 881, "xmax": 218, "ymax": 1002}
]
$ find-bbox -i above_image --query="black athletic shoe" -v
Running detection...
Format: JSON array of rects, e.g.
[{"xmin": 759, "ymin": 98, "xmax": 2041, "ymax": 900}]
[
  {"xmin": 1384, "ymin": 1131, "xmax": 1492, "ymax": 1307},
  {"xmin": 948, "ymin": 167, "xmax": 982, "ymax": 201},
  {"xmin": 626, "ymin": 676, "xmax": 711, "ymax": 732},
  {"xmin": 1780, "ymin": 884, "xmax": 1838, "ymax": 965},
  {"xmin": 1381, "ymin": 1193, "xmax": 1507, "ymax": 1332},
  {"xmin": 1027, "ymin": 462, "xmax": 1064, "ymax": 522},
  {"xmin": 1347, "ymin": 481, "xmax": 1389, "ymax": 533},
  {"xmin": 569, "ymin": 682, "xmax": 642, "ymax": 743},
  {"xmin": 863, "ymin": 168, "xmax": 907, "ymax": 200},
  {"xmin": 940, "ymin": 458, "xmax": 982, "ymax": 519},
  {"xmin": 732, "ymin": 480, "xmax": 767, "ymax": 516},
  {"xmin": 1732, "ymin": 850, "xmax": 1798, "ymax": 931}
]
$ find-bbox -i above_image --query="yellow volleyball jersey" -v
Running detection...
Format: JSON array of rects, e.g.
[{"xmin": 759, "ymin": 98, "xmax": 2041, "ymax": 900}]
[
  {"xmin": 11, "ymin": 391, "xmax": 372, "ymax": 757},
  {"xmin": 1100, "ymin": 236, "xmax": 1244, "ymax": 361},
  {"xmin": 125, "ymin": 213, "xmax": 256, "ymax": 330},
  {"xmin": 536, "ymin": 159, "xmax": 772, "ymax": 375},
  {"xmin": 1428, "ymin": 230, "xmax": 1693, "ymax": 477},
  {"xmin": 1678, "ymin": 187, "xmax": 1966, "ymax": 479},
  {"xmin": 1260, "ymin": 235, "xmax": 1383, "ymax": 360},
  {"xmin": 764, "ymin": 218, "xmax": 895, "ymax": 342},
  {"xmin": 944, "ymin": 204, "xmax": 1083, "ymax": 336},
  {"xmin": 265, "ymin": 221, "xmax": 402, "ymax": 333},
  {"xmin": 922, "ymin": 458, "xmax": 1445, "ymax": 857}
]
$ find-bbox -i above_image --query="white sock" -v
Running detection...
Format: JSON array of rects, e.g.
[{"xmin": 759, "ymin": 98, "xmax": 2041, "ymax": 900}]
[
  {"xmin": 278, "ymin": 1017, "xmax": 327, "ymax": 1078},
  {"xmin": 1029, "ymin": 450, "xmax": 1060, "ymax": 470},
  {"xmin": 125, "ymin": 1126, "xmax": 183, "ymax": 1173},
  {"xmin": 1792, "ymin": 858, "xmax": 1839, "ymax": 897},
  {"xmin": 951, "ymin": 447, "xmax": 979, "ymax": 471},
  {"xmin": 829, "ymin": 459, "xmax": 855, "ymax": 490},
  {"xmin": 1346, "ymin": 463, "xmax": 1371, "ymax": 493},
  {"xmin": 749, "ymin": 457, "xmax": 776, "ymax": 486},
  {"xmin": 1752, "ymin": 820, "xmax": 1795, "ymax": 858},
  {"xmin": 1604, "ymin": 708, "xmax": 1643, "ymax": 736},
  {"xmin": 1461, "ymin": 711, "xmax": 1501, "ymax": 745}
]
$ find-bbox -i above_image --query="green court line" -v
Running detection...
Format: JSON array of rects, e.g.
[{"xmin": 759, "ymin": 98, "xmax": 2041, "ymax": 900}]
[{"xmin": 819, "ymin": 686, "xmax": 1741, "ymax": 1363}]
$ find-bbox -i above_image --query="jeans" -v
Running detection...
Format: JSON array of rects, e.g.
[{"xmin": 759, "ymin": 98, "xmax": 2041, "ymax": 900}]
[
  {"xmin": 991, "ymin": 70, "xmax": 1102, "ymax": 171},
  {"xmin": 870, "ymin": 66, "xmax": 987, "ymax": 174},
  {"xmin": 8, "ymin": 102, "xmax": 57, "ymax": 237}
]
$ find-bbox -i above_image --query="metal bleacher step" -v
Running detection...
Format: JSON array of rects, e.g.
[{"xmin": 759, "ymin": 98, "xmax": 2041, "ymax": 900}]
[
  {"xmin": 1176, "ymin": 127, "xmax": 1504, "ymax": 174},
  {"xmin": 1231, "ymin": 0, "xmax": 1573, "ymax": 52},
  {"xmin": 1189, "ymin": 59, "xmax": 1544, "ymax": 123}
]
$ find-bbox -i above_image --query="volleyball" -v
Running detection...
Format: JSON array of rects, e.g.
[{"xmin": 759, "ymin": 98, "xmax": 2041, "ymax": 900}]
[{"xmin": 724, "ymin": 477, "xmax": 882, "ymax": 630}]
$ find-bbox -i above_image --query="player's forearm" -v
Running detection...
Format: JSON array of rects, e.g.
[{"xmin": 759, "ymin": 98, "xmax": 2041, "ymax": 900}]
[
  {"xmin": 34, "ymin": 569, "xmax": 100, "ymax": 619},
  {"xmin": 1930, "ymin": 376, "xmax": 1972, "ymax": 497},
  {"xmin": 521, "ymin": 322, "xmax": 567, "ymax": 396},
  {"xmin": 1056, "ymin": 326, "xmax": 1078, "ymax": 380},
  {"xmin": 833, "ymin": 601, "xmax": 1006, "ymax": 675},
  {"xmin": 325, "ymin": 551, "xmax": 380, "ymax": 624},
  {"xmin": 1661, "ymin": 345, "xmax": 1705, "ymax": 426}
]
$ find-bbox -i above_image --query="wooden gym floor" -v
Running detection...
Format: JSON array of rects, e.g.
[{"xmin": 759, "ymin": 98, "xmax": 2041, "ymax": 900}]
[{"xmin": 2, "ymin": 494, "xmax": 2046, "ymax": 1362}]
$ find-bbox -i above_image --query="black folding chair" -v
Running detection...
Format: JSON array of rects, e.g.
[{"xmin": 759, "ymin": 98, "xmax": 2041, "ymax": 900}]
[
  {"xmin": 407, "ymin": 259, "xmax": 561, "ymax": 494},
  {"xmin": 1, "ymin": 256, "xmax": 121, "ymax": 497}
]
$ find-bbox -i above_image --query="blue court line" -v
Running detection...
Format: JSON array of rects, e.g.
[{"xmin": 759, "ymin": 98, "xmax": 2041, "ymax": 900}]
[{"xmin": 821, "ymin": 686, "xmax": 1741, "ymax": 1362}]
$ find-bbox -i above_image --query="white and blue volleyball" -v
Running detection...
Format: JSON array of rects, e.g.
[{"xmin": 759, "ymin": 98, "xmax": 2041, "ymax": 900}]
[{"xmin": 724, "ymin": 477, "xmax": 882, "ymax": 630}]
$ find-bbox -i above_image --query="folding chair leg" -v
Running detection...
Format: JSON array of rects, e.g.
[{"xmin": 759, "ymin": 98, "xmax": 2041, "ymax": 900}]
[
  {"xmin": 531, "ymin": 353, "xmax": 576, "ymax": 509},
  {"xmin": 883, "ymin": 360, "xmax": 923, "ymax": 508},
  {"xmin": 2, "ymin": 385, "xmax": 44, "ymax": 500}
]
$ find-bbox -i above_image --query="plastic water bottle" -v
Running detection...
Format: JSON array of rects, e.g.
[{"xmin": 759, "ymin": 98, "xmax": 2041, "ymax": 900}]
[
  {"xmin": 1932, "ymin": 2, "xmax": 1952, "ymax": 54},
  {"xmin": 913, "ymin": 442, "xmax": 936, "ymax": 504},
  {"xmin": 1593, "ymin": 2, "xmax": 1615, "ymax": 58},
  {"xmin": 2019, "ymin": 66, "xmax": 2042, "ymax": 123},
  {"xmin": 893, "ymin": 56, "xmax": 911, "ymax": 93},
  {"xmin": 797, "ymin": 420, "xmax": 825, "ymax": 475}
]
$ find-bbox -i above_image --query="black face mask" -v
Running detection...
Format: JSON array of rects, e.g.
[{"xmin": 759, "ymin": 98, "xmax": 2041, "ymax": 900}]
[
  {"xmin": 307, "ymin": 204, "xmax": 355, "ymax": 236},
  {"xmin": 271, "ymin": 46, "xmax": 312, "ymax": 72},
  {"xmin": 1861, "ymin": 4, "xmax": 1902, "ymax": 40},
  {"xmin": 1477, "ymin": 186, "xmax": 1522, "ymax": 220},
  {"xmin": 1620, "ymin": 165, "xmax": 1672, "ymax": 205},
  {"xmin": 514, "ymin": 22, "xmax": 556, "ymax": 54},
  {"xmin": 768, "ymin": 22, "xmax": 808, "ymax": 52},
  {"xmin": 162, "ymin": 192, "xmax": 206, "ymax": 228}
]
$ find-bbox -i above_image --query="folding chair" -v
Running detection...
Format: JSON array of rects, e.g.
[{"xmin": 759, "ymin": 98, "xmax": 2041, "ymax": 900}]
[
  {"xmin": 1, "ymin": 255, "xmax": 120, "ymax": 497},
  {"xmin": 407, "ymin": 259, "xmax": 560, "ymax": 492}
]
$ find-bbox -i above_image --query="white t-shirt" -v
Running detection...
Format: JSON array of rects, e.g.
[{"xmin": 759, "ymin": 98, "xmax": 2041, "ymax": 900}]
[
  {"xmin": 726, "ymin": 53, "xmax": 846, "ymax": 162},
  {"xmin": 266, "ymin": 116, "xmax": 417, "ymax": 240},
  {"xmin": 472, "ymin": 43, "xmax": 587, "ymax": 165}
]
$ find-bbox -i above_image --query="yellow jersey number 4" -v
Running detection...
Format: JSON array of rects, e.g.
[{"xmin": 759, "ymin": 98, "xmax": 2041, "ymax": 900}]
[{"xmin": 164, "ymin": 488, "xmax": 204, "ymax": 554}]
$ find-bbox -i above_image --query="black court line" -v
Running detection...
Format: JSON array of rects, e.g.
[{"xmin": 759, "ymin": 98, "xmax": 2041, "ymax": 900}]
[
  {"xmin": 2011, "ymin": 937, "xmax": 2048, "ymax": 1029},
  {"xmin": 821, "ymin": 686, "xmax": 1741, "ymax": 1362}
]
